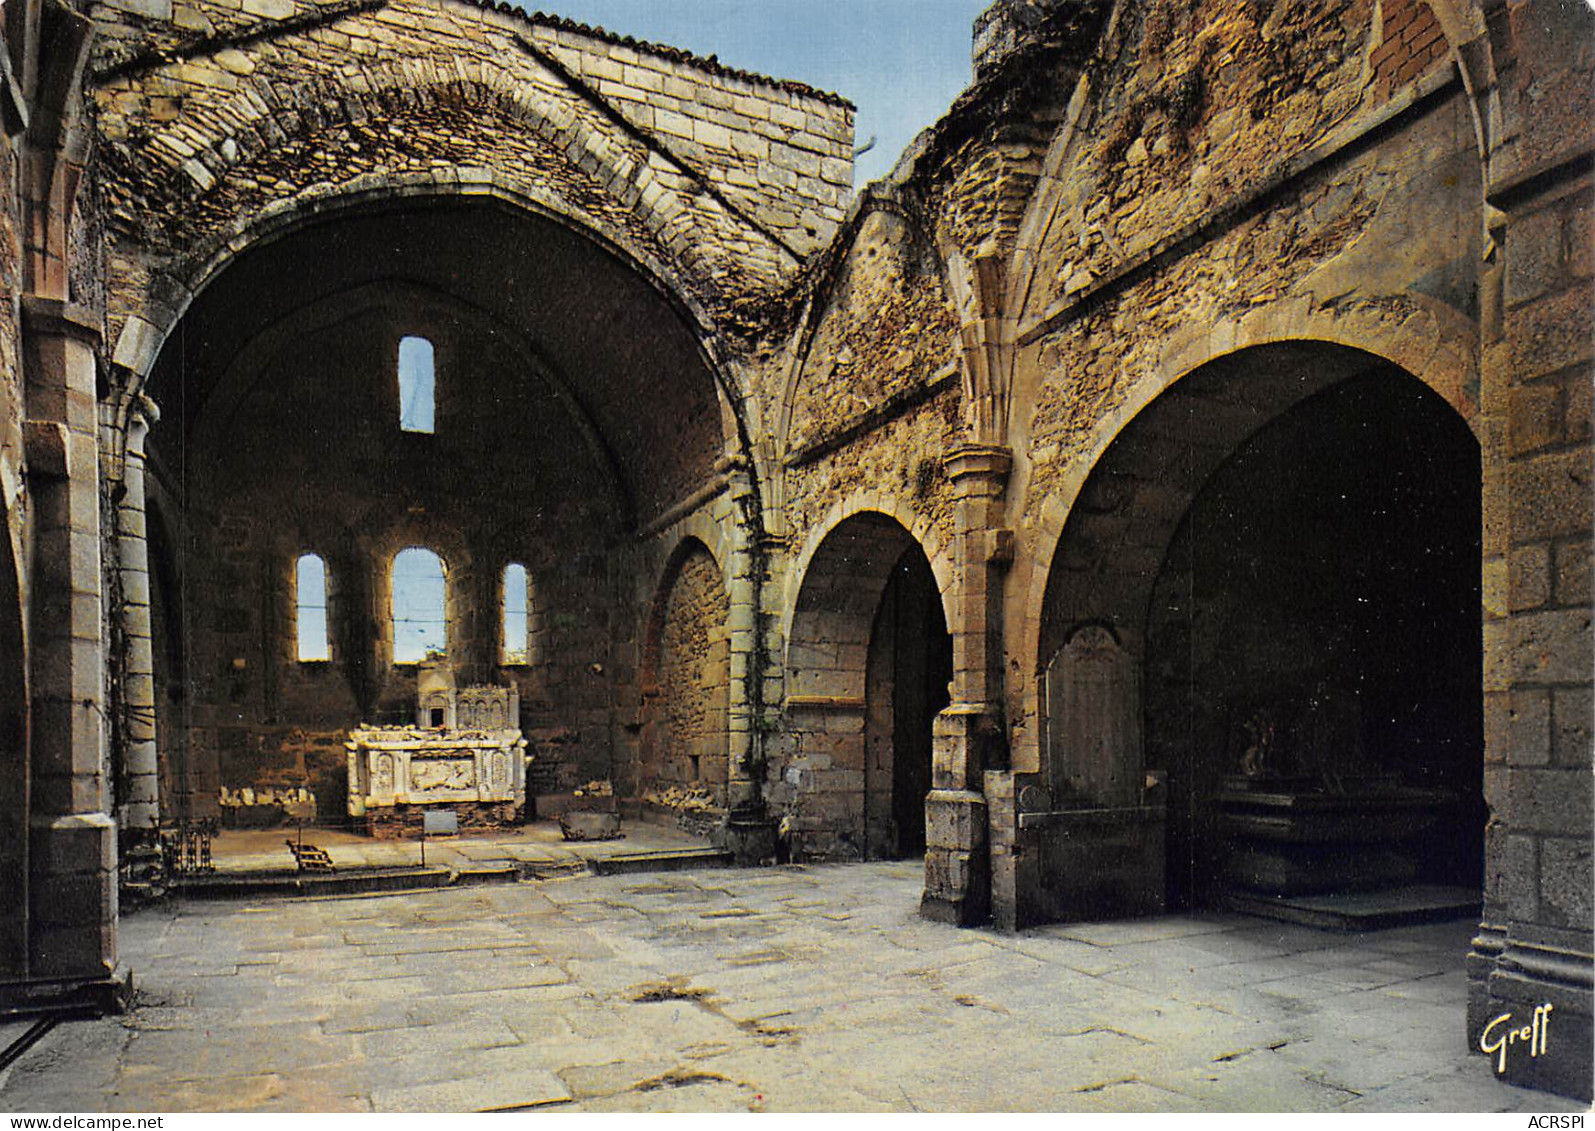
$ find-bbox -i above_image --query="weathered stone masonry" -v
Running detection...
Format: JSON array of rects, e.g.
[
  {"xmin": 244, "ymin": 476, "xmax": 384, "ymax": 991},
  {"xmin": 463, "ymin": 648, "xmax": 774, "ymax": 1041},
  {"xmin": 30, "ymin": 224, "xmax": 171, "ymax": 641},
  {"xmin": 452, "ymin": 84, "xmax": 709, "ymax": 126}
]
[{"xmin": 0, "ymin": 0, "xmax": 1587, "ymax": 1102}]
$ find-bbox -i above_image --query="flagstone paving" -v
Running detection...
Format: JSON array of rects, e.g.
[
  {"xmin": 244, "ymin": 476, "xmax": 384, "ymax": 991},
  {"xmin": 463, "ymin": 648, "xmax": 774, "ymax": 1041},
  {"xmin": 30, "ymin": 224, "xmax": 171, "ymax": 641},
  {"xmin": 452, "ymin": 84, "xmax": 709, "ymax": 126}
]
[{"xmin": 0, "ymin": 861, "xmax": 1583, "ymax": 1113}]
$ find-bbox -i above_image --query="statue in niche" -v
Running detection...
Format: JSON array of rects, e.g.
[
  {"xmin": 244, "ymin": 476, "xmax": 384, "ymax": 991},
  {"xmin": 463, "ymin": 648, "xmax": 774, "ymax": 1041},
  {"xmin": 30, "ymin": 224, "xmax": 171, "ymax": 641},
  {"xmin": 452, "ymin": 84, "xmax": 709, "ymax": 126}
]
[{"xmin": 374, "ymin": 753, "xmax": 394, "ymax": 795}]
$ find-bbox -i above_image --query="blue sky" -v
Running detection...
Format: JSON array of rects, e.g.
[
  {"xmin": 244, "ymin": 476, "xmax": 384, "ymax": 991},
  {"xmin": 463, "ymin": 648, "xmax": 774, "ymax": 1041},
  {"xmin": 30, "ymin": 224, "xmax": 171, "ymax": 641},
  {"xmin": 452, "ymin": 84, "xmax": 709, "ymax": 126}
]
[{"xmin": 523, "ymin": 0, "xmax": 992, "ymax": 184}]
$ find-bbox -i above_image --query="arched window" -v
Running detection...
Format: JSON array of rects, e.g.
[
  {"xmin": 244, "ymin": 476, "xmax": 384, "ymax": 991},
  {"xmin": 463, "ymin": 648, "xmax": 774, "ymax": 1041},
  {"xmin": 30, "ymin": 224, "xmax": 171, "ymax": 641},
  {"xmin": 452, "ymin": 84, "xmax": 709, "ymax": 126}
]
[
  {"xmin": 502, "ymin": 563, "xmax": 529, "ymax": 665},
  {"xmin": 398, "ymin": 335, "xmax": 435, "ymax": 434},
  {"xmin": 392, "ymin": 547, "xmax": 446, "ymax": 663},
  {"xmin": 295, "ymin": 553, "xmax": 330, "ymax": 662}
]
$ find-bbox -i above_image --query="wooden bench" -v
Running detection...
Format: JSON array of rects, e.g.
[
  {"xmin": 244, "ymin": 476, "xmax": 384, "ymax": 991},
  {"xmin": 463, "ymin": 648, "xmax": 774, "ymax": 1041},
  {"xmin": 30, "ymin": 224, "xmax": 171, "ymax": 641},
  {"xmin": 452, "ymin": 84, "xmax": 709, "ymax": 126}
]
[{"xmin": 285, "ymin": 839, "xmax": 335, "ymax": 873}]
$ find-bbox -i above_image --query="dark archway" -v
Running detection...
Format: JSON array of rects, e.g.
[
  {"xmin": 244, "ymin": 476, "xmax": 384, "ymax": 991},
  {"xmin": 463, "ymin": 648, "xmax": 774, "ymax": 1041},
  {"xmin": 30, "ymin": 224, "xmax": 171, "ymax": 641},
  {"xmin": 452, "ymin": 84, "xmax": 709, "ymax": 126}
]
[
  {"xmin": 866, "ymin": 548, "xmax": 953, "ymax": 858},
  {"xmin": 787, "ymin": 513, "xmax": 951, "ymax": 861},
  {"xmin": 1037, "ymin": 343, "xmax": 1482, "ymax": 921},
  {"xmin": 1146, "ymin": 371, "xmax": 1483, "ymax": 911}
]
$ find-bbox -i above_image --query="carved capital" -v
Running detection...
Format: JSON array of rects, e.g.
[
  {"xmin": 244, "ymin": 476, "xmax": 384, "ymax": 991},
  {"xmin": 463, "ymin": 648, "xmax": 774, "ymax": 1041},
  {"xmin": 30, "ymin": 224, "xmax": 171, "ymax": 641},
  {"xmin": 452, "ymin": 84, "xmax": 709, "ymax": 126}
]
[{"xmin": 942, "ymin": 443, "xmax": 1013, "ymax": 499}]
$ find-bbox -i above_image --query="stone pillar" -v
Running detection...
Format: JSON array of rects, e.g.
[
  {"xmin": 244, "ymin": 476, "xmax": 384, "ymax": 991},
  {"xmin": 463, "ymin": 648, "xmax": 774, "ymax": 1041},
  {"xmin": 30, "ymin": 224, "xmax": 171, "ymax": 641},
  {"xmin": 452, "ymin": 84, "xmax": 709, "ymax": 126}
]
[
  {"xmin": 114, "ymin": 397, "xmax": 160, "ymax": 876},
  {"xmin": 15, "ymin": 296, "xmax": 126, "ymax": 1009},
  {"xmin": 719, "ymin": 458, "xmax": 776, "ymax": 862},
  {"xmin": 1465, "ymin": 6, "xmax": 1594, "ymax": 1096},
  {"xmin": 922, "ymin": 443, "xmax": 1012, "ymax": 925}
]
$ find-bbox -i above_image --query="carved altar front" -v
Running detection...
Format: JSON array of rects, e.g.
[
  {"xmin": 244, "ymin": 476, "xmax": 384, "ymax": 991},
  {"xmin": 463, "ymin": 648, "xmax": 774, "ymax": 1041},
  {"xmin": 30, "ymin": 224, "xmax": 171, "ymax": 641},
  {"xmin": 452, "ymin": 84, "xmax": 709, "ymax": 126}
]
[{"xmin": 347, "ymin": 681, "xmax": 527, "ymax": 838}]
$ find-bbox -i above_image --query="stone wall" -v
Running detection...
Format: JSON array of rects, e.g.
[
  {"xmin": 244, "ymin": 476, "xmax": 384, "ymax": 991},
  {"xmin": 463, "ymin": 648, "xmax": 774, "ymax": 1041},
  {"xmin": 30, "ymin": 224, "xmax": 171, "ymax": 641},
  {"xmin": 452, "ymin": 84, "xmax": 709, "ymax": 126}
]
[
  {"xmin": 1468, "ymin": 0, "xmax": 1595, "ymax": 1098},
  {"xmin": 1010, "ymin": 37, "xmax": 1486, "ymax": 768},
  {"xmin": 0, "ymin": 64, "xmax": 28, "ymax": 986},
  {"xmin": 44, "ymin": 0, "xmax": 1591, "ymax": 1098},
  {"xmin": 645, "ymin": 541, "xmax": 729, "ymax": 806},
  {"xmin": 161, "ymin": 282, "xmax": 621, "ymax": 822},
  {"xmin": 88, "ymin": 0, "xmax": 852, "ymax": 376}
]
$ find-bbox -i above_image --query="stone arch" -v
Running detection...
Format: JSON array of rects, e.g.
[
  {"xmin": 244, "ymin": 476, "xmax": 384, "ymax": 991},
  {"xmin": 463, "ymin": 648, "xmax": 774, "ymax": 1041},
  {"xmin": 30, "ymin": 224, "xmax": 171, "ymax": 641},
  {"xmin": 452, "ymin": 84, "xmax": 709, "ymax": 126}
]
[
  {"xmin": 1029, "ymin": 339, "xmax": 1483, "ymax": 912},
  {"xmin": 1013, "ymin": 322, "xmax": 1477, "ymax": 771},
  {"xmin": 635, "ymin": 535, "xmax": 731, "ymax": 824},
  {"xmin": 111, "ymin": 173, "xmax": 723, "ymax": 400},
  {"xmin": 104, "ymin": 63, "xmax": 752, "ymax": 320},
  {"xmin": 782, "ymin": 510, "xmax": 953, "ymax": 861},
  {"xmin": 130, "ymin": 181, "xmax": 755, "ymax": 523},
  {"xmin": 781, "ymin": 493, "xmax": 955, "ymax": 651}
]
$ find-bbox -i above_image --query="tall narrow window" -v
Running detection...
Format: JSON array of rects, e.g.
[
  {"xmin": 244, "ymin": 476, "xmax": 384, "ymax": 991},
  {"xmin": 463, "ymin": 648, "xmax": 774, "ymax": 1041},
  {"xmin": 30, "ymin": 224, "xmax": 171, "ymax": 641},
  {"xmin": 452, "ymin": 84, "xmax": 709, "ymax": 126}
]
[
  {"xmin": 392, "ymin": 547, "xmax": 446, "ymax": 663},
  {"xmin": 502, "ymin": 563, "xmax": 529, "ymax": 665},
  {"xmin": 295, "ymin": 553, "xmax": 330, "ymax": 662},
  {"xmin": 398, "ymin": 335, "xmax": 435, "ymax": 433}
]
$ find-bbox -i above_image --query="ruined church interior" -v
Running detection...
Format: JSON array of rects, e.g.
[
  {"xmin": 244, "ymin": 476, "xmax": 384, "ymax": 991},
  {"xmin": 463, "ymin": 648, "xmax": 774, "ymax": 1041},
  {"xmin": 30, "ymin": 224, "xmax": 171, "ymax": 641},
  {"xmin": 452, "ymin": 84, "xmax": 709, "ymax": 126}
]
[{"xmin": 0, "ymin": 0, "xmax": 1590, "ymax": 1111}]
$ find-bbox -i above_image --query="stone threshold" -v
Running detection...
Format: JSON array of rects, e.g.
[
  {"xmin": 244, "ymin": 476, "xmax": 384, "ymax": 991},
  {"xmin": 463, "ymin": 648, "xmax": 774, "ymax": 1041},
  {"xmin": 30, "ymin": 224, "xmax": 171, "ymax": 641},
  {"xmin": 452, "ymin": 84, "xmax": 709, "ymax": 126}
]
[{"xmin": 1218, "ymin": 884, "xmax": 1483, "ymax": 932}]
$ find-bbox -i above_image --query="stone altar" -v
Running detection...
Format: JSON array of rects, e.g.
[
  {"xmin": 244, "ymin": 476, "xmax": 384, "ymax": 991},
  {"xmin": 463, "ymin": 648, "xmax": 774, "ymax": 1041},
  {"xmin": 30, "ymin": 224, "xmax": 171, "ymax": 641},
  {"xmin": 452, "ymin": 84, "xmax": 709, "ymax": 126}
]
[{"xmin": 347, "ymin": 680, "xmax": 527, "ymax": 838}]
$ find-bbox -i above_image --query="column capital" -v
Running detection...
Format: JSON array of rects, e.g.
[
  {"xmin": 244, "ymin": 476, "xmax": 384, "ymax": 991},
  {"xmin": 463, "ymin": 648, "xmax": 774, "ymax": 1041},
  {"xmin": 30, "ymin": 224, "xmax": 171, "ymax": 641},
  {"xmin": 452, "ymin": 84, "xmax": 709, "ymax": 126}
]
[{"xmin": 943, "ymin": 443, "xmax": 1013, "ymax": 497}]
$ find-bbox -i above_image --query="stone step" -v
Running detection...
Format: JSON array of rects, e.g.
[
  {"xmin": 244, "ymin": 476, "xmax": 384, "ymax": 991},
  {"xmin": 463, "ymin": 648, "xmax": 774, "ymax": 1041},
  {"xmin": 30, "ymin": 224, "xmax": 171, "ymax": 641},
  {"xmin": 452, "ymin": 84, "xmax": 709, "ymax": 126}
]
[
  {"xmin": 1218, "ymin": 883, "xmax": 1482, "ymax": 932},
  {"xmin": 586, "ymin": 848, "xmax": 735, "ymax": 876},
  {"xmin": 173, "ymin": 866, "xmax": 456, "ymax": 899}
]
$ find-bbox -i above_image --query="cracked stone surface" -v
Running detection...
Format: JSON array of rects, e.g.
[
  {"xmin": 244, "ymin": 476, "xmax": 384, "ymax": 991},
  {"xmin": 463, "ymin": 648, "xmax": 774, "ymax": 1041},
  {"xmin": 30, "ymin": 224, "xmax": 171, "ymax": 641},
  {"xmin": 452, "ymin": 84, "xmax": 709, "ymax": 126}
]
[{"xmin": 0, "ymin": 861, "xmax": 1582, "ymax": 1113}]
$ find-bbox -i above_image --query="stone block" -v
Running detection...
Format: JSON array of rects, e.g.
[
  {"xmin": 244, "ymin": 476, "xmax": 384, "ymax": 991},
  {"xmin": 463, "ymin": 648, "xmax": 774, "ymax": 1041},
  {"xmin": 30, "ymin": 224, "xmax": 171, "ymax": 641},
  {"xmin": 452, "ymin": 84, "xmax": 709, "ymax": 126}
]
[
  {"xmin": 924, "ymin": 846, "xmax": 972, "ymax": 895},
  {"xmin": 1507, "ymin": 688, "xmax": 1551, "ymax": 766},
  {"xmin": 1506, "ymin": 607, "xmax": 1594, "ymax": 684},
  {"xmin": 1511, "ymin": 286, "xmax": 1595, "ymax": 380},
  {"xmin": 1509, "ymin": 384, "xmax": 1562, "ymax": 456},
  {"xmin": 1553, "ymin": 537, "xmax": 1592, "ymax": 606},
  {"xmin": 1550, "ymin": 685, "xmax": 1592, "ymax": 766},
  {"xmin": 1541, "ymin": 837, "xmax": 1593, "ymax": 930},
  {"xmin": 694, "ymin": 120, "xmax": 732, "ymax": 151},
  {"xmin": 1505, "ymin": 206, "xmax": 1564, "ymax": 306},
  {"xmin": 924, "ymin": 789, "xmax": 986, "ymax": 851},
  {"xmin": 654, "ymin": 108, "xmax": 693, "ymax": 141},
  {"xmin": 28, "ymin": 813, "xmax": 117, "ymax": 875},
  {"xmin": 1509, "ymin": 768, "xmax": 1594, "ymax": 836}
]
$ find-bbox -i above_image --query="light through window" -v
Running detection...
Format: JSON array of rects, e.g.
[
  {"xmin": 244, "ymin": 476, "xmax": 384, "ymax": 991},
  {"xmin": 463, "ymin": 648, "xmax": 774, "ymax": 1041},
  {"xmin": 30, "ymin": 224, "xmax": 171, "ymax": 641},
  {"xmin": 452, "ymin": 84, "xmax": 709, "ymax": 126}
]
[
  {"xmin": 502, "ymin": 563, "xmax": 528, "ymax": 665},
  {"xmin": 398, "ymin": 335, "xmax": 435, "ymax": 433},
  {"xmin": 392, "ymin": 547, "xmax": 446, "ymax": 662},
  {"xmin": 296, "ymin": 553, "xmax": 330, "ymax": 662}
]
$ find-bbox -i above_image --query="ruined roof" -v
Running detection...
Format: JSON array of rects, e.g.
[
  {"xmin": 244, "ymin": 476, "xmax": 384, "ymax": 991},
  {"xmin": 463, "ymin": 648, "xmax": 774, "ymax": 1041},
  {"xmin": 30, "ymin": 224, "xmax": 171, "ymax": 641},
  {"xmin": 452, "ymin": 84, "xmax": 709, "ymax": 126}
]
[{"xmin": 514, "ymin": 8, "xmax": 856, "ymax": 109}]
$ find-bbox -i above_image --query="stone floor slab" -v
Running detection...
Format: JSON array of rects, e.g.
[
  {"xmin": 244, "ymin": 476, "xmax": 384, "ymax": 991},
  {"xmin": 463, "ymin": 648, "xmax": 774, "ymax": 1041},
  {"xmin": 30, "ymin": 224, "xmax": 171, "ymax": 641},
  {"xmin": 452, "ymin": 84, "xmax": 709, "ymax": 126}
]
[{"xmin": 0, "ymin": 861, "xmax": 1584, "ymax": 1114}]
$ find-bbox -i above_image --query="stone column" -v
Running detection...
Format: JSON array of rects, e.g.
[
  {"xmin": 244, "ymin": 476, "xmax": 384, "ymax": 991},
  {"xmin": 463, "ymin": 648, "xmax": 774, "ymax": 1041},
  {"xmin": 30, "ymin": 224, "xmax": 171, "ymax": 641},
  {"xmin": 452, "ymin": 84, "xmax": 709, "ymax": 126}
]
[
  {"xmin": 17, "ymin": 296, "xmax": 126, "ymax": 1008},
  {"xmin": 922, "ymin": 443, "xmax": 1012, "ymax": 925},
  {"xmin": 1463, "ymin": 5, "xmax": 1594, "ymax": 1097},
  {"xmin": 114, "ymin": 396, "xmax": 160, "ymax": 877},
  {"xmin": 719, "ymin": 458, "xmax": 776, "ymax": 862}
]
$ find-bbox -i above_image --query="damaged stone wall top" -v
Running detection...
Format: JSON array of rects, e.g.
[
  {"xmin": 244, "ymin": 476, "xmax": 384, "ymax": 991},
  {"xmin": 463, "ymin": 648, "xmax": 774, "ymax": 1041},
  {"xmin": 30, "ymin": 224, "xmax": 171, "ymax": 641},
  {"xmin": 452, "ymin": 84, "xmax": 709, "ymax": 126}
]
[{"xmin": 88, "ymin": 0, "xmax": 855, "ymax": 362}]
